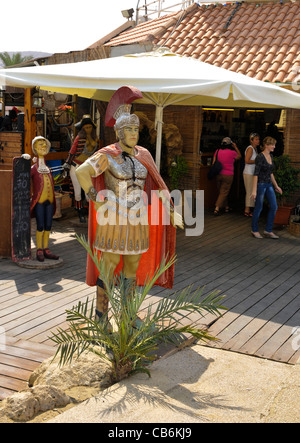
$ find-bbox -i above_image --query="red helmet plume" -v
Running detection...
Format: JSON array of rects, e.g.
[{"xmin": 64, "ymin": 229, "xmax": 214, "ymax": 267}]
[{"xmin": 105, "ymin": 85, "xmax": 143, "ymax": 128}]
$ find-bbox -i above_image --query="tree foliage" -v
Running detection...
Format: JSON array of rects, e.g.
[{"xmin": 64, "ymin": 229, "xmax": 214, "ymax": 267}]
[
  {"xmin": 0, "ymin": 52, "xmax": 33, "ymax": 67},
  {"xmin": 273, "ymin": 155, "xmax": 300, "ymax": 204}
]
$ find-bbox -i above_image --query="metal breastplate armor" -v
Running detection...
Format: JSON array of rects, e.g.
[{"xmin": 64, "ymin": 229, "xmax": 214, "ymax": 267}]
[{"xmin": 104, "ymin": 154, "xmax": 148, "ymax": 208}]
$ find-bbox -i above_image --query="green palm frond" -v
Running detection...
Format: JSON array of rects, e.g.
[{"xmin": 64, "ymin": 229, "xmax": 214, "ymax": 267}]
[
  {"xmin": 0, "ymin": 51, "xmax": 33, "ymax": 67},
  {"xmin": 49, "ymin": 235, "xmax": 227, "ymax": 383}
]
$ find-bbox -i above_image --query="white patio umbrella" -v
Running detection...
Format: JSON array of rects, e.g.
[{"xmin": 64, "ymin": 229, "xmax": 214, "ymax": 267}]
[{"xmin": 1, "ymin": 49, "xmax": 300, "ymax": 170}]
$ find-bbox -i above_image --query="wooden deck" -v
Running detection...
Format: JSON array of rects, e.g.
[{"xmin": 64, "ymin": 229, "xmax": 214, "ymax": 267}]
[{"xmin": 0, "ymin": 210, "xmax": 299, "ymax": 400}]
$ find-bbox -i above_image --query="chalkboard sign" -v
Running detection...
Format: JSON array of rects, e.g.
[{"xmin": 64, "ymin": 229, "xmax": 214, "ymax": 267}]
[{"xmin": 11, "ymin": 156, "xmax": 31, "ymax": 262}]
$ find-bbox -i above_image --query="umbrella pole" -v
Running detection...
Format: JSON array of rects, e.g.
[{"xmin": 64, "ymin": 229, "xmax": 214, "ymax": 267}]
[{"xmin": 155, "ymin": 105, "xmax": 164, "ymax": 171}]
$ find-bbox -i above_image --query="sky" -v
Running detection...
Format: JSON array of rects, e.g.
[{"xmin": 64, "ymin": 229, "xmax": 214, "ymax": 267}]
[{"xmin": 0, "ymin": 0, "xmax": 139, "ymax": 54}]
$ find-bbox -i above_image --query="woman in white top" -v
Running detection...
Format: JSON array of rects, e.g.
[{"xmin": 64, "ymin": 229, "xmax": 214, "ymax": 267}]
[{"xmin": 243, "ymin": 133, "xmax": 260, "ymax": 216}]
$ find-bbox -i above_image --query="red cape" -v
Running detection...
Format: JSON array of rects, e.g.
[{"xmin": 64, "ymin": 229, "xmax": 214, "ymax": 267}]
[{"xmin": 86, "ymin": 144, "xmax": 176, "ymax": 289}]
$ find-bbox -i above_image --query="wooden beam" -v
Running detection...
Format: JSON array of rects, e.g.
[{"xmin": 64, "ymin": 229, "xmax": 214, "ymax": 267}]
[
  {"xmin": 0, "ymin": 170, "xmax": 12, "ymax": 257},
  {"xmin": 72, "ymin": 94, "xmax": 78, "ymax": 136},
  {"xmin": 24, "ymin": 88, "xmax": 36, "ymax": 156}
]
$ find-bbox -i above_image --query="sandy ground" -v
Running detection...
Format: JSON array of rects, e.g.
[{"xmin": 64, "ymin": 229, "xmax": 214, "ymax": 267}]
[{"xmin": 46, "ymin": 344, "xmax": 300, "ymax": 424}]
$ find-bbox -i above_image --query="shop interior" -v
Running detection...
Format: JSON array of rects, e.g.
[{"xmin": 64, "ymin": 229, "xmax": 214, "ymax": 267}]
[
  {"xmin": 200, "ymin": 107, "xmax": 284, "ymax": 163},
  {"xmin": 199, "ymin": 107, "xmax": 285, "ymax": 209}
]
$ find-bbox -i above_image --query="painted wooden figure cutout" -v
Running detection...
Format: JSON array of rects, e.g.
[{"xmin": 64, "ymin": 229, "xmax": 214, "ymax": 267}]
[
  {"xmin": 63, "ymin": 115, "xmax": 98, "ymax": 223},
  {"xmin": 75, "ymin": 86, "xmax": 183, "ymax": 323},
  {"xmin": 30, "ymin": 136, "xmax": 59, "ymax": 262}
]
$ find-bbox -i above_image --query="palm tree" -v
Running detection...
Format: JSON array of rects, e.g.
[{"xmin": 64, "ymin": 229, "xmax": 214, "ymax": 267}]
[
  {"xmin": 50, "ymin": 235, "xmax": 226, "ymax": 384},
  {"xmin": 0, "ymin": 52, "xmax": 33, "ymax": 67}
]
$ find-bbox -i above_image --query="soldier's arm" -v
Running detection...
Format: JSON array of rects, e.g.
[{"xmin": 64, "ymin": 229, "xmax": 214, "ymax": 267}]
[{"xmin": 76, "ymin": 162, "xmax": 96, "ymax": 197}]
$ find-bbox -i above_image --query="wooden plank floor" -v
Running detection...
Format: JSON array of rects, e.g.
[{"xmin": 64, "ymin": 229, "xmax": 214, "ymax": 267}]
[
  {"xmin": 0, "ymin": 209, "xmax": 299, "ymax": 400},
  {"xmin": 0, "ymin": 337, "xmax": 54, "ymax": 400}
]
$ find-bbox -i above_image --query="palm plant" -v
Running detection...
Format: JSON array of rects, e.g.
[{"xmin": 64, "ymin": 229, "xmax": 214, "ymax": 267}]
[
  {"xmin": 0, "ymin": 52, "xmax": 33, "ymax": 67},
  {"xmin": 50, "ymin": 235, "xmax": 226, "ymax": 383}
]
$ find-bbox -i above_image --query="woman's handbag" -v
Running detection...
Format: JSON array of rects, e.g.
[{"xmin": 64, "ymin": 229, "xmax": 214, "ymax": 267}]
[{"xmin": 207, "ymin": 149, "xmax": 222, "ymax": 180}]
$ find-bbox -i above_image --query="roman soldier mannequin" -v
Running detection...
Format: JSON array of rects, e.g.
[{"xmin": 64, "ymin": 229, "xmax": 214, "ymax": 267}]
[
  {"xmin": 31, "ymin": 136, "xmax": 59, "ymax": 262},
  {"xmin": 75, "ymin": 86, "xmax": 182, "ymax": 322},
  {"xmin": 63, "ymin": 115, "xmax": 98, "ymax": 223}
]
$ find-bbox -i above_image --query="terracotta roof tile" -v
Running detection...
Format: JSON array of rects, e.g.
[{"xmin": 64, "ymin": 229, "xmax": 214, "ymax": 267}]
[
  {"xmin": 271, "ymin": 61, "xmax": 283, "ymax": 72},
  {"xmin": 184, "ymin": 45, "xmax": 196, "ymax": 57},
  {"xmin": 281, "ymin": 60, "xmax": 295, "ymax": 73},
  {"xmin": 254, "ymin": 52, "xmax": 267, "ymax": 64},
  {"xmin": 274, "ymin": 52, "xmax": 287, "ymax": 65},
  {"xmin": 284, "ymin": 52, "xmax": 299, "ymax": 64},
  {"xmin": 273, "ymin": 71, "xmax": 288, "ymax": 83},
  {"xmin": 240, "ymin": 59, "xmax": 252, "ymax": 71},
  {"xmin": 221, "ymin": 60, "xmax": 231, "ymax": 71},
  {"xmin": 214, "ymin": 52, "xmax": 228, "ymax": 65},
  {"xmin": 255, "ymin": 70, "xmax": 267, "ymax": 81},
  {"xmin": 248, "ymin": 60, "xmax": 261, "ymax": 72},
  {"xmin": 264, "ymin": 70, "xmax": 277, "ymax": 82},
  {"xmin": 233, "ymin": 52, "xmax": 246, "ymax": 65},
  {"xmin": 103, "ymin": 1, "xmax": 300, "ymax": 84},
  {"xmin": 170, "ymin": 42, "xmax": 181, "ymax": 52}
]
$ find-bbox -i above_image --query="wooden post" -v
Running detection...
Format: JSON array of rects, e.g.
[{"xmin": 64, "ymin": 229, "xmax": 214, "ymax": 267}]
[
  {"xmin": 155, "ymin": 104, "xmax": 164, "ymax": 172},
  {"xmin": 72, "ymin": 94, "xmax": 78, "ymax": 137},
  {"xmin": 0, "ymin": 170, "xmax": 12, "ymax": 257},
  {"xmin": 24, "ymin": 88, "xmax": 36, "ymax": 156}
]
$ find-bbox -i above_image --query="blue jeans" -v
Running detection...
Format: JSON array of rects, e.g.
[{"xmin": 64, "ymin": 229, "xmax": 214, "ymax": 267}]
[{"xmin": 252, "ymin": 183, "xmax": 278, "ymax": 233}]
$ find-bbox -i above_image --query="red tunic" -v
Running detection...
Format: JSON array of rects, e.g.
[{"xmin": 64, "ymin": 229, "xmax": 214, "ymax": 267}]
[
  {"xmin": 65, "ymin": 135, "xmax": 84, "ymax": 166},
  {"xmin": 30, "ymin": 164, "xmax": 56, "ymax": 217}
]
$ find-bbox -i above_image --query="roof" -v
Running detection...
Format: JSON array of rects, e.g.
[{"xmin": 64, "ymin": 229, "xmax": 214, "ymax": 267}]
[
  {"xmin": 104, "ymin": 1, "xmax": 300, "ymax": 84},
  {"xmin": 87, "ymin": 21, "xmax": 135, "ymax": 49}
]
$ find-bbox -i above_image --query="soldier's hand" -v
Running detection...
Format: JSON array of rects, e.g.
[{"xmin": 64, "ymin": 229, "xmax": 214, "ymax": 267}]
[
  {"xmin": 170, "ymin": 210, "xmax": 184, "ymax": 229},
  {"xmin": 94, "ymin": 201, "xmax": 106, "ymax": 212}
]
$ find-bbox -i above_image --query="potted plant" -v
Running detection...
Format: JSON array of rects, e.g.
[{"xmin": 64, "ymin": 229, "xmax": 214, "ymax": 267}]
[
  {"xmin": 169, "ymin": 155, "xmax": 188, "ymax": 191},
  {"xmin": 50, "ymin": 235, "xmax": 225, "ymax": 383},
  {"xmin": 273, "ymin": 155, "xmax": 300, "ymax": 225}
]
